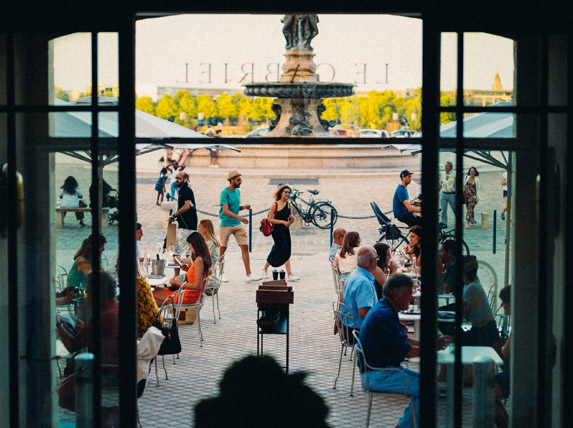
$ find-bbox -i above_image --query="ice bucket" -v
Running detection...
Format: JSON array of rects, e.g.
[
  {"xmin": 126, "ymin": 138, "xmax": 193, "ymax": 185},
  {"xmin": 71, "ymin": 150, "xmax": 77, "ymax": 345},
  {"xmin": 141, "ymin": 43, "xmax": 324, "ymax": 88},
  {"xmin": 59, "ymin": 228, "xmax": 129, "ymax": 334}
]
[{"xmin": 151, "ymin": 259, "xmax": 166, "ymax": 276}]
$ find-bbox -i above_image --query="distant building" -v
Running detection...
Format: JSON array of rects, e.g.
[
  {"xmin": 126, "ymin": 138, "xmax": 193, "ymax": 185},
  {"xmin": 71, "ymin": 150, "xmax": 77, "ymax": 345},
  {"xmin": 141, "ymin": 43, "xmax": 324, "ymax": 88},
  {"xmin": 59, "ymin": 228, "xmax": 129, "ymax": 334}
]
[{"xmin": 443, "ymin": 70, "xmax": 513, "ymax": 106}]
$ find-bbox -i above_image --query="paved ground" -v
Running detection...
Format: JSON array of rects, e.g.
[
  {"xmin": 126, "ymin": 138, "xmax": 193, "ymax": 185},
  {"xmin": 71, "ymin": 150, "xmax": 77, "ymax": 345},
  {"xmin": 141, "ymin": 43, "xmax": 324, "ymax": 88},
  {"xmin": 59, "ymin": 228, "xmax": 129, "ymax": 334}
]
[{"xmin": 55, "ymin": 150, "xmax": 510, "ymax": 427}]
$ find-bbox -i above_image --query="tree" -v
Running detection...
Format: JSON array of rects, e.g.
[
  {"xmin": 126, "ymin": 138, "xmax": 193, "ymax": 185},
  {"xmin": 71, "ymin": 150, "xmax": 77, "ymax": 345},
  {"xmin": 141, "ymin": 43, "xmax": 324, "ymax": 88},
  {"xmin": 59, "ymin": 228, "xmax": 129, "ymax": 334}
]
[
  {"xmin": 249, "ymin": 97, "xmax": 274, "ymax": 123},
  {"xmin": 136, "ymin": 96, "xmax": 156, "ymax": 115},
  {"xmin": 55, "ymin": 87, "xmax": 70, "ymax": 102},
  {"xmin": 440, "ymin": 91, "xmax": 456, "ymax": 124},
  {"xmin": 178, "ymin": 91, "xmax": 196, "ymax": 120},
  {"xmin": 320, "ymin": 99, "xmax": 338, "ymax": 123},
  {"xmin": 155, "ymin": 93, "xmax": 178, "ymax": 121},
  {"xmin": 196, "ymin": 95, "xmax": 217, "ymax": 121},
  {"xmin": 216, "ymin": 93, "xmax": 238, "ymax": 123}
]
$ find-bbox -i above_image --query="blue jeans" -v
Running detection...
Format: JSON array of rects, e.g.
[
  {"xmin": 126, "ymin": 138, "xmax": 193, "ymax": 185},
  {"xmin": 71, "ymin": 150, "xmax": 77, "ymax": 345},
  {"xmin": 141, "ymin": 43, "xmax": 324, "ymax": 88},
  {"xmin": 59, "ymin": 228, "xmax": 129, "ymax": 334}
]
[
  {"xmin": 441, "ymin": 192, "xmax": 455, "ymax": 224},
  {"xmin": 170, "ymin": 181, "xmax": 178, "ymax": 201},
  {"xmin": 363, "ymin": 367, "xmax": 419, "ymax": 428}
]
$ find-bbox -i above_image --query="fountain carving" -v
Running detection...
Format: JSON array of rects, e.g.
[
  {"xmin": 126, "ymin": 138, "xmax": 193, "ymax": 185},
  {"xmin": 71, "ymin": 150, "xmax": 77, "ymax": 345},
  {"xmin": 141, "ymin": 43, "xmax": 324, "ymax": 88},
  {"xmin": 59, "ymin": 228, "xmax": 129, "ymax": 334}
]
[{"xmin": 243, "ymin": 15, "xmax": 354, "ymax": 137}]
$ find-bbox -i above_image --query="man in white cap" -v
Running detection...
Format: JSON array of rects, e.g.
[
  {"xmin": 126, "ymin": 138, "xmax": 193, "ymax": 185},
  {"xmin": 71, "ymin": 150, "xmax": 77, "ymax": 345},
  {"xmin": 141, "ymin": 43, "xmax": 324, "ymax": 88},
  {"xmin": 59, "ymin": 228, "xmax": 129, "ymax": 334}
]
[
  {"xmin": 392, "ymin": 169, "xmax": 421, "ymax": 227},
  {"xmin": 219, "ymin": 171, "xmax": 261, "ymax": 283}
]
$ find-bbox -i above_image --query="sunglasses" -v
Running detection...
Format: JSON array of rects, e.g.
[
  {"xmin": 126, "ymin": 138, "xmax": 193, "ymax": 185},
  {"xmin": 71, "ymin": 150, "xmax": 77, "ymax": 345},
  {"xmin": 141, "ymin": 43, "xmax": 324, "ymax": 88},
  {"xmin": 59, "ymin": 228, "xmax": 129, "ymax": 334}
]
[
  {"xmin": 284, "ymin": 191, "xmax": 291, "ymax": 194},
  {"xmin": 175, "ymin": 177, "xmax": 184, "ymax": 180}
]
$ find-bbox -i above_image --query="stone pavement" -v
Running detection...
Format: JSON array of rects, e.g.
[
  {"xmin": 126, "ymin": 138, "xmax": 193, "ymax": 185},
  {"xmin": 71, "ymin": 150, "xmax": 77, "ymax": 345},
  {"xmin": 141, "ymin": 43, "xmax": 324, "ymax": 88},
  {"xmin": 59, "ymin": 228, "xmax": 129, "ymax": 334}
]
[{"xmin": 55, "ymin": 152, "xmax": 510, "ymax": 427}]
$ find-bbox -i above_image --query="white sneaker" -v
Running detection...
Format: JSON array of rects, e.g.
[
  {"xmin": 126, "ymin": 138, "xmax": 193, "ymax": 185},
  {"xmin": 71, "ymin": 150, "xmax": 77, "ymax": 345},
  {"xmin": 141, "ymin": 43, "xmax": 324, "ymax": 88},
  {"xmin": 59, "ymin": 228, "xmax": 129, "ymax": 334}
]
[
  {"xmin": 261, "ymin": 269, "xmax": 269, "ymax": 279},
  {"xmin": 287, "ymin": 274, "xmax": 300, "ymax": 281},
  {"xmin": 246, "ymin": 273, "xmax": 262, "ymax": 283},
  {"xmin": 221, "ymin": 274, "xmax": 229, "ymax": 283}
]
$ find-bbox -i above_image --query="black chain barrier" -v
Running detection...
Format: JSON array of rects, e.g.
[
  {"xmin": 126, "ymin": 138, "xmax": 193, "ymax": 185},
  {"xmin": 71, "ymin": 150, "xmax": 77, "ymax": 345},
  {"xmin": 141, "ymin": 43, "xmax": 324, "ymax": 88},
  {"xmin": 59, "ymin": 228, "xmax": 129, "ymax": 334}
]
[{"xmin": 196, "ymin": 207, "xmax": 389, "ymax": 220}]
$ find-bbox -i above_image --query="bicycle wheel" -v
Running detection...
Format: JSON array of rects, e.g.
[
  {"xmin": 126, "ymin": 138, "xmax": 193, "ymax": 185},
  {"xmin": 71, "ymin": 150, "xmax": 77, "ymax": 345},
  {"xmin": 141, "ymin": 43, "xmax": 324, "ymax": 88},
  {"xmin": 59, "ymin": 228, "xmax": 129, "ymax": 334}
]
[
  {"xmin": 311, "ymin": 202, "xmax": 337, "ymax": 229},
  {"xmin": 439, "ymin": 233, "xmax": 470, "ymax": 255},
  {"xmin": 385, "ymin": 234, "xmax": 409, "ymax": 254}
]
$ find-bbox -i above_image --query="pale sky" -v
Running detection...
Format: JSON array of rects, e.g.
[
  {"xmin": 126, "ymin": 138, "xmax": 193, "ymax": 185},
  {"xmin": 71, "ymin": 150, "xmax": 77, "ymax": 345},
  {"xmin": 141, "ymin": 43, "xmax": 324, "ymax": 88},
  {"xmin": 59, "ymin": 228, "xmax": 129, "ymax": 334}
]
[{"xmin": 52, "ymin": 14, "xmax": 514, "ymax": 93}]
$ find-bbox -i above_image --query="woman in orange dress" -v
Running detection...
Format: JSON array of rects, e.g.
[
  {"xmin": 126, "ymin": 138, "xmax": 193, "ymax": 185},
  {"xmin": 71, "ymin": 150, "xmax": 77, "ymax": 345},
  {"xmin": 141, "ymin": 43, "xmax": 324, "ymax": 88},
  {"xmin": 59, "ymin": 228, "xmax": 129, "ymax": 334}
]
[{"xmin": 165, "ymin": 232, "xmax": 213, "ymax": 304}]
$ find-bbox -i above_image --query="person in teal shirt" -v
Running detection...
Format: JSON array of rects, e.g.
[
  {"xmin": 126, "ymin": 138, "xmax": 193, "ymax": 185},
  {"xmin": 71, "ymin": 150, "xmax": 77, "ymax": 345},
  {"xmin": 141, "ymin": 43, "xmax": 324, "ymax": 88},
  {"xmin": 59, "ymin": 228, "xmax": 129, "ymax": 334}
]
[{"xmin": 218, "ymin": 171, "xmax": 262, "ymax": 283}]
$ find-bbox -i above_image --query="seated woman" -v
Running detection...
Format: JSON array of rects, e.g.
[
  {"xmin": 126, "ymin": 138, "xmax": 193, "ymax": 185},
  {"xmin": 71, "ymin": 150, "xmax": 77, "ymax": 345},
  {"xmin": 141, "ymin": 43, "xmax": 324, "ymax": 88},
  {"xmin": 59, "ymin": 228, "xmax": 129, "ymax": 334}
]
[
  {"xmin": 69, "ymin": 234, "xmax": 107, "ymax": 320},
  {"xmin": 165, "ymin": 232, "xmax": 213, "ymax": 305},
  {"xmin": 404, "ymin": 225, "xmax": 422, "ymax": 270},
  {"xmin": 198, "ymin": 219, "xmax": 222, "ymax": 296},
  {"xmin": 372, "ymin": 242, "xmax": 397, "ymax": 300},
  {"xmin": 333, "ymin": 231, "xmax": 361, "ymax": 283},
  {"xmin": 461, "ymin": 255, "xmax": 499, "ymax": 347},
  {"xmin": 56, "ymin": 272, "xmax": 119, "ymax": 423},
  {"xmin": 136, "ymin": 261, "xmax": 160, "ymax": 339}
]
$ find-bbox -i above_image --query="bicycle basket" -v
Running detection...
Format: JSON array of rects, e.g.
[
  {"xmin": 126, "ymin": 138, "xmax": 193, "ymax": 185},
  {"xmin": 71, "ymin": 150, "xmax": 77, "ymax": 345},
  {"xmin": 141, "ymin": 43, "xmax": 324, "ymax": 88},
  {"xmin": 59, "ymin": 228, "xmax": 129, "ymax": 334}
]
[{"xmin": 385, "ymin": 223, "xmax": 402, "ymax": 240}]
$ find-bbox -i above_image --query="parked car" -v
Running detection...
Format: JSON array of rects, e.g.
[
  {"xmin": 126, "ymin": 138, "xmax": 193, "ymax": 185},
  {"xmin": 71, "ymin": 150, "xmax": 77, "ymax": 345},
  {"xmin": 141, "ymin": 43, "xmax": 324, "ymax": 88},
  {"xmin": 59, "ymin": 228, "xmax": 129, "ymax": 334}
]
[
  {"xmin": 329, "ymin": 124, "xmax": 360, "ymax": 137},
  {"xmin": 391, "ymin": 129, "xmax": 420, "ymax": 138},
  {"xmin": 246, "ymin": 127, "xmax": 270, "ymax": 138},
  {"xmin": 359, "ymin": 129, "xmax": 391, "ymax": 138}
]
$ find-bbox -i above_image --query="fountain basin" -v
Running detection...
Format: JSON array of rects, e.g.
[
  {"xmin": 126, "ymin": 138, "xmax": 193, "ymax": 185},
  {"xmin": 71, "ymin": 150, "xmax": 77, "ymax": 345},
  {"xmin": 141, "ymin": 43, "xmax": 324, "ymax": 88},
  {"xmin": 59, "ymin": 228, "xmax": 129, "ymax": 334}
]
[{"xmin": 244, "ymin": 82, "xmax": 354, "ymax": 99}]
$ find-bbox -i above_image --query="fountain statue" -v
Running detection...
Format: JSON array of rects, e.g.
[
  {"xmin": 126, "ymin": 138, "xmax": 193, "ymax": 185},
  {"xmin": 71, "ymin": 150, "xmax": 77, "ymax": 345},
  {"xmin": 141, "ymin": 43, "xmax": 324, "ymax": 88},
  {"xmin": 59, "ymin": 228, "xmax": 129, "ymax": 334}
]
[{"xmin": 243, "ymin": 15, "xmax": 354, "ymax": 137}]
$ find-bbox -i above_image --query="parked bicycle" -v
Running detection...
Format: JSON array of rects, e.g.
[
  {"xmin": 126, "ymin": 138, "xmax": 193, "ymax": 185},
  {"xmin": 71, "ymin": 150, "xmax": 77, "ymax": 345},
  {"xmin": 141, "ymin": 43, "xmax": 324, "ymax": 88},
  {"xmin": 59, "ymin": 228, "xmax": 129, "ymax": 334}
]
[
  {"xmin": 290, "ymin": 188, "xmax": 337, "ymax": 229},
  {"xmin": 438, "ymin": 226, "xmax": 470, "ymax": 255}
]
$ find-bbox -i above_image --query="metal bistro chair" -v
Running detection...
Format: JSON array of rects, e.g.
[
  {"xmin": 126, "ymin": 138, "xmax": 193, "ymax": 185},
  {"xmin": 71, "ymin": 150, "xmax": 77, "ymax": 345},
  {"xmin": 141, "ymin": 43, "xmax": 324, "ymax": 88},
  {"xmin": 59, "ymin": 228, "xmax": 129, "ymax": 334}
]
[
  {"xmin": 352, "ymin": 330, "xmax": 414, "ymax": 428},
  {"xmin": 370, "ymin": 201, "xmax": 409, "ymax": 254},
  {"xmin": 177, "ymin": 272, "xmax": 210, "ymax": 347},
  {"xmin": 204, "ymin": 255, "xmax": 225, "ymax": 323},
  {"xmin": 332, "ymin": 301, "xmax": 358, "ymax": 396},
  {"xmin": 331, "ymin": 265, "xmax": 343, "ymax": 297},
  {"xmin": 154, "ymin": 291, "xmax": 183, "ymax": 385}
]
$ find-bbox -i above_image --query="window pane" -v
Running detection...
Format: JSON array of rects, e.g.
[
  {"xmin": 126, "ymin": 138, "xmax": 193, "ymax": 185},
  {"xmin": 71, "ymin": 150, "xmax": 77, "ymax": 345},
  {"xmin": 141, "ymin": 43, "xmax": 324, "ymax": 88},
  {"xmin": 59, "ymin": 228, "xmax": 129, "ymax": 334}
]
[
  {"xmin": 50, "ymin": 33, "xmax": 92, "ymax": 105},
  {"xmin": 50, "ymin": 112, "xmax": 119, "ymax": 138},
  {"xmin": 136, "ymin": 14, "xmax": 422, "ymax": 139},
  {"xmin": 463, "ymin": 33, "xmax": 514, "ymax": 107},
  {"xmin": 441, "ymin": 32, "xmax": 457, "ymax": 107},
  {"xmin": 439, "ymin": 112, "xmax": 515, "ymax": 139}
]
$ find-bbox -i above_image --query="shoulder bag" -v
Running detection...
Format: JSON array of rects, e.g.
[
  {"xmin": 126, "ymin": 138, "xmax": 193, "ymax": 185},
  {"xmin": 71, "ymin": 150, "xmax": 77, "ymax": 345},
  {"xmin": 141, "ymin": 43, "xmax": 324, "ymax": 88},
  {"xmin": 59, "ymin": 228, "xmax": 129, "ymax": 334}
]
[{"xmin": 260, "ymin": 202, "xmax": 277, "ymax": 237}]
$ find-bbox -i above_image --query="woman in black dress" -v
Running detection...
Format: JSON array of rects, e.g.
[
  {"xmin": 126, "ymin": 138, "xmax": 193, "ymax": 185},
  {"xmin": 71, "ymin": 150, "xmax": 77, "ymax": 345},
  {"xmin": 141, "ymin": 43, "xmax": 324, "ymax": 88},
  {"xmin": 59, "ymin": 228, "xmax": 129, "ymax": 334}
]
[{"xmin": 261, "ymin": 185, "xmax": 300, "ymax": 281}]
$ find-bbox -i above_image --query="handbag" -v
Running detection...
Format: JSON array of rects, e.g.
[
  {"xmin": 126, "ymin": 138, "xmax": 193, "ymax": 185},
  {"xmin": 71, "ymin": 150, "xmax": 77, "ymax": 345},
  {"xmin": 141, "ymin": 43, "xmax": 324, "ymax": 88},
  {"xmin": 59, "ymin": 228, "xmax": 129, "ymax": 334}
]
[
  {"xmin": 260, "ymin": 202, "xmax": 277, "ymax": 237},
  {"xmin": 157, "ymin": 296, "xmax": 182, "ymax": 355}
]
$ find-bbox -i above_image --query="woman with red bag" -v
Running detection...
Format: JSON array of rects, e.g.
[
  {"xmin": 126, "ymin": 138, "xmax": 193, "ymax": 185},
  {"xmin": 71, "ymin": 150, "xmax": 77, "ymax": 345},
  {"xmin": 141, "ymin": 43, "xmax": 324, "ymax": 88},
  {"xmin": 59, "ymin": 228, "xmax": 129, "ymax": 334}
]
[
  {"xmin": 261, "ymin": 185, "xmax": 299, "ymax": 281},
  {"xmin": 165, "ymin": 232, "xmax": 213, "ymax": 304}
]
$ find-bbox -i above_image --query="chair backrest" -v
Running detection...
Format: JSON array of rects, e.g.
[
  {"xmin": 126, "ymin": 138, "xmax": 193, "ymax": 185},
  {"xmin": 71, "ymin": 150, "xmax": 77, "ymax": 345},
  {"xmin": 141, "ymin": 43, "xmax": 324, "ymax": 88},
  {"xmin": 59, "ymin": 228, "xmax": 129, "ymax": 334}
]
[
  {"xmin": 55, "ymin": 266, "xmax": 68, "ymax": 294},
  {"xmin": 333, "ymin": 301, "xmax": 356, "ymax": 347},
  {"xmin": 352, "ymin": 329, "xmax": 410, "ymax": 394},
  {"xmin": 331, "ymin": 266, "xmax": 342, "ymax": 296},
  {"xmin": 477, "ymin": 260, "xmax": 498, "ymax": 311},
  {"xmin": 209, "ymin": 255, "xmax": 225, "ymax": 290},
  {"xmin": 370, "ymin": 201, "xmax": 392, "ymax": 226},
  {"xmin": 172, "ymin": 288, "xmax": 186, "ymax": 320}
]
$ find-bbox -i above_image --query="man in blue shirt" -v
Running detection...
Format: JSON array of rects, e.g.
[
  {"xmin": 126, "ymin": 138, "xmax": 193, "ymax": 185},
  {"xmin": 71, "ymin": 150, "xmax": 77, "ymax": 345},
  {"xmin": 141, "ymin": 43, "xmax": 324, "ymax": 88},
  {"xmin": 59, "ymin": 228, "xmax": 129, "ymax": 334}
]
[
  {"xmin": 340, "ymin": 246, "xmax": 379, "ymax": 336},
  {"xmin": 219, "ymin": 171, "xmax": 262, "ymax": 283},
  {"xmin": 392, "ymin": 170, "xmax": 421, "ymax": 227},
  {"xmin": 359, "ymin": 274, "xmax": 452, "ymax": 428}
]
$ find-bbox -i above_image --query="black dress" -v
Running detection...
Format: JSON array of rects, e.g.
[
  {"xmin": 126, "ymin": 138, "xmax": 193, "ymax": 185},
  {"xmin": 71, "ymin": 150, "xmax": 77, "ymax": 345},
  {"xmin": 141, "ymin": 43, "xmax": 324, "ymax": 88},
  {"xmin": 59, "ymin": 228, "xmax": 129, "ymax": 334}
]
[{"xmin": 266, "ymin": 202, "xmax": 291, "ymax": 267}]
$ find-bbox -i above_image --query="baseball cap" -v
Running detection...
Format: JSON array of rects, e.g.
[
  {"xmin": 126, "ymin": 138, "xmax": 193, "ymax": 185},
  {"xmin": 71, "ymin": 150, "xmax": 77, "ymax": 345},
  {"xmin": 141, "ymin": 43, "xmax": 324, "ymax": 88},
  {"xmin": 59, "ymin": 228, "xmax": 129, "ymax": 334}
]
[
  {"xmin": 400, "ymin": 169, "xmax": 414, "ymax": 178},
  {"xmin": 228, "ymin": 170, "xmax": 242, "ymax": 181}
]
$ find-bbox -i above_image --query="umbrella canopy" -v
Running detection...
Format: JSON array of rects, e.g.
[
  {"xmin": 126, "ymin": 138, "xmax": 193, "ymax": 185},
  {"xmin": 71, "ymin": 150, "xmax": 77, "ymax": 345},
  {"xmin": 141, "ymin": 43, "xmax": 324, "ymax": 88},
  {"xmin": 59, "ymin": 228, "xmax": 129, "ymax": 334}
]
[{"xmin": 171, "ymin": 143, "xmax": 241, "ymax": 153}]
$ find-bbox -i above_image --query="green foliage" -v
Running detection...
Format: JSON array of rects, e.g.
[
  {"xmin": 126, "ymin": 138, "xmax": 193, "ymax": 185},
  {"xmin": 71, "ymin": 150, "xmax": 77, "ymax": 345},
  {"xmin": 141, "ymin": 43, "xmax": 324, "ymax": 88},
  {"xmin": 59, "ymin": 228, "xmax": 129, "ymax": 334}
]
[
  {"xmin": 249, "ymin": 97, "xmax": 274, "ymax": 122},
  {"xmin": 155, "ymin": 93, "xmax": 178, "ymax": 121},
  {"xmin": 136, "ymin": 96, "xmax": 156, "ymax": 115},
  {"xmin": 55, "ymin": 87, "xmax": 70, "ymax": 102},
  {"xmin": 440, "ymin": 92, "xmax": 456, "ymax": 124}
]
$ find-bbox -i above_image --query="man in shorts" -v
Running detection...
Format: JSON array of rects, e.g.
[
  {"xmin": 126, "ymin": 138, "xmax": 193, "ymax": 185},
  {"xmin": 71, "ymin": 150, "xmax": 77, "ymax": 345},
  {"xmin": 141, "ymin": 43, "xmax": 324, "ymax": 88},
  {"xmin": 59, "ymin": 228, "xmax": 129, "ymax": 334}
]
[{"xmin": 219, "ymin": 171, "xmax": 262, "ymax": 283}]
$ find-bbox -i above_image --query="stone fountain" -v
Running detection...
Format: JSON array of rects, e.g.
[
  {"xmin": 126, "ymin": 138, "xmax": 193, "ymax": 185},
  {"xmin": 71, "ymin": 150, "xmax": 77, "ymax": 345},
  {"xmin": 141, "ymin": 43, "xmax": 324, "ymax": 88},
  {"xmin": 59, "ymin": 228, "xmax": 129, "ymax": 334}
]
[{"xmin": 243, "ymin": 15, "xmax": 354, "ymax": 137}]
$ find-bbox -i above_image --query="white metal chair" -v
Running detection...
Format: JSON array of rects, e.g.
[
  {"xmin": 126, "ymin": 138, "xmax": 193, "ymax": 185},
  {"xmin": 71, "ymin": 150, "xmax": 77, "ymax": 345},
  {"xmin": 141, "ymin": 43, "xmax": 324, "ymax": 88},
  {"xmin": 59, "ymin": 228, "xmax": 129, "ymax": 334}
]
[
  {"xmin": 332, "ymin": 301, "xmax": 358, "ymax": 396},
  {"xmin": 154, "ymin": 293, "xmax": 182, "ymax": 385},
  {"xmin": 204, "ymin": 255, "xmax": 224, "ymax": 323},
  {"xmin": 177, "ymin": 273, "xmax": 210, "ymax": 347},
  {"xmin": 331, "ymin": 265, "xmax": 343, "ymax": 296},
  {"xmin": 352, "ymin": 330, "xmax": 414, "ymax": 428}
]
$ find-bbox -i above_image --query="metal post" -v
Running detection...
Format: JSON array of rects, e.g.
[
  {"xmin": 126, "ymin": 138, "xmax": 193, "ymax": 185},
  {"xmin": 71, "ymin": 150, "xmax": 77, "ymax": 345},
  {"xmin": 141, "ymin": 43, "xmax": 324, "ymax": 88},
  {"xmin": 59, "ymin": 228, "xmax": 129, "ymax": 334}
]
[
  {"xmin": 493, "ymin": 210, "xmax": 497, "ymax": 254},
  {"xmin": 75, "ymin": 353, "xmax": 94, "ymax": 428},
  {"xmin": 472, "ymin": 356, "xmax": 496, "ymax": 428},
  {"xmin": 330, "ymin": 211, "xmax": 334, "ymax": 248},
  {"xmin": 248, "ymin": 208, "xmax": 252, "ymax": 252}
]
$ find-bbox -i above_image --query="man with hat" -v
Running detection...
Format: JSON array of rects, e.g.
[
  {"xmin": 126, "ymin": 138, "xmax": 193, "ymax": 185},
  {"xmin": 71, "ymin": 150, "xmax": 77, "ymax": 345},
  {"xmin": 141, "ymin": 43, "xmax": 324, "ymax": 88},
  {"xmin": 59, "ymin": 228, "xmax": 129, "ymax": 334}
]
[
  {"xmin": 219, "ymin": 171, "xmax": 262, "ymax": 283},
  {"xmin": 392, "ymin": 169, "xmax": 422, "ymax": 227}
]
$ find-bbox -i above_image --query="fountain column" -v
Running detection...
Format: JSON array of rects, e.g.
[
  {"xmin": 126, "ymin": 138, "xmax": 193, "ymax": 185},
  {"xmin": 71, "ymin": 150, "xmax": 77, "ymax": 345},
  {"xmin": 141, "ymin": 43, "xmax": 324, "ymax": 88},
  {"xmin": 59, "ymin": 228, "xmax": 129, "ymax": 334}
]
[{"xmin": 243, "ymin": 15, "xmax": 354, "ymax": 137}]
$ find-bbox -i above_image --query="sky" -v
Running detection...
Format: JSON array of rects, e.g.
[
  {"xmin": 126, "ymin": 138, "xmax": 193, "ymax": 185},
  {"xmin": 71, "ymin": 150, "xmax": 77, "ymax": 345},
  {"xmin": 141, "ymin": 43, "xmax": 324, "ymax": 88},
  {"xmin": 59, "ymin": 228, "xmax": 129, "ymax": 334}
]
[{"xmin": 52, "ymin": 14, "xmax": 514, "ymax": 93}]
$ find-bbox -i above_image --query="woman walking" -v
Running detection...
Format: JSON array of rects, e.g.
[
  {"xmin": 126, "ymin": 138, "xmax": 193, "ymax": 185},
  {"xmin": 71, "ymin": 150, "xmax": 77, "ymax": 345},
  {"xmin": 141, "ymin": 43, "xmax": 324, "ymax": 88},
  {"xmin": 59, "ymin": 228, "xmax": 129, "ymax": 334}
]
[
  {"xmin": 59, "ymin": 176, "xmax": 85, "ymax": 226},
  {"xmin": 463, "ymin": 166, "xmax": 481, "ymax": 229},
  {"xmin": 261, "ymin": 185, "xmax": 300, "ymax": 281}
]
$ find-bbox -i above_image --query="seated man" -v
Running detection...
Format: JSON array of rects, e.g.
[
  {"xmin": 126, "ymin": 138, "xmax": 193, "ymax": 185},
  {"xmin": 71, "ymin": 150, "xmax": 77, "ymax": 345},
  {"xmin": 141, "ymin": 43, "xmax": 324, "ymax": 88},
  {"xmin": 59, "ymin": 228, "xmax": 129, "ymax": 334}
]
[
  {"xmin": 460, "ymin": 255, "xmax": 499, "ymax": 346},
  {"xmin": 339, "ymin": 246, "xmax": 379, "ymax": 341},
  {"xmin": 392, "ymin": 170, "xmax": 421, "ymax": 227},
  {"xmin": 359, "ymin": 274, "xmax": 452, "ymax": 428},
  {"xmin": 438, "ymin": 239, "xmax": 457, "ymax": 336},
  {"xmin": 329, "ymin": 227, "xmax": 346, "ymax": 264}
]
